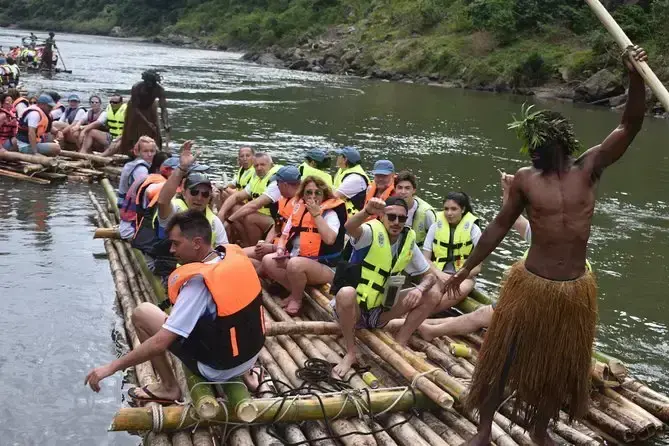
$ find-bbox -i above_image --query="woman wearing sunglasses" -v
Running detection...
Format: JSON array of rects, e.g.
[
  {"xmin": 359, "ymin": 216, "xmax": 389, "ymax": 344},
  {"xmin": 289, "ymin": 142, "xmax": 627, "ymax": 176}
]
[
  {"xmin": 65, "ymin": 95, "xmax": 103, "ymax": 147},
  {"xmin": 262, "ymin": 176, "xmax": 347, "ymax": 316},
  {"xmin": 422, "ymin": 191, "xmax": 482, "ymax": 311}
]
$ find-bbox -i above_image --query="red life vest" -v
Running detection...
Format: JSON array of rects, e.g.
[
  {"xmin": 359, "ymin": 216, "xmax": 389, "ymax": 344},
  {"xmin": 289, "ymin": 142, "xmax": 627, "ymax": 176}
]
[
  {"xmin": 288, "ymin": 198, "xmax": 347, "ymax": 265},
  {"xmin": 0, "ymin": 108, "xmax": 18, "ymax": 139},
  {"xmin": 167, "ymin": 245, "xmax": 265, "ymax": 369}
]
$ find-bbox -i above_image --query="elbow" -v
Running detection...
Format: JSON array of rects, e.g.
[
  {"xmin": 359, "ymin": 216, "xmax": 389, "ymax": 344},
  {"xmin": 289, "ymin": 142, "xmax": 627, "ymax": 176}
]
[{"xmin": 322, "ymin": 232, "xmax": 337, "ymax": 245}]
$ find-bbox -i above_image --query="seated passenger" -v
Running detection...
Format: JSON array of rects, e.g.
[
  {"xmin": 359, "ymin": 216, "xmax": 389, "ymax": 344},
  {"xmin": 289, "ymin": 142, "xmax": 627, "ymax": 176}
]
[
  {"xmin": 394, "ymin": 170, "xmax": 437, "ymax": 248},
  {"xmin": 117, "ymin": 136, "xmax": 158, "ymax": 207},
  {"xmin": 333, "ymin": 147, "xmax": 369, "ymax": 216},
  {"xmin": 299, "ymin": 148, "xmax": 333, "ymax": 187},
  {"xmin": 262, "ymin": 175, "xmax": 347, "ymax": 316},
  {"xmin": 52, "ymin": 94, "xmax": 86, "ymax": 133},
  {"xmin": 217, "ymin": 146, "xmax": 256, "ymax": 208},
  {"xmin": 218, "ymin": 152, "xmax": 281, "ymax": 246},
  {"xmin": 331, "ymin": 197, "xmax": 440, "ymax": 377},
  {"xmin": 79, "ymin": 94, "xmax": 126, "ymax": 154},
  {"xmin": 65, "ymin": 95, "xmax": 104, "ymax": 147},
  {"xmin": 0, "ymin": 93, "xmax": 18, "ymax": 151},
  {"xmin": 423, "ymin": 191, "xmax": 482, "ymax": 313},
  {"xmin": 85, "ymin": 210, "xmax": 264, "ymax": 401},
  {"xmin": 365, "ymin": 159, "xmax": 396, "ymax": 204},
  {"xmin": 14, "ymin": 94, "xmax": 61, "ymax": 156}
]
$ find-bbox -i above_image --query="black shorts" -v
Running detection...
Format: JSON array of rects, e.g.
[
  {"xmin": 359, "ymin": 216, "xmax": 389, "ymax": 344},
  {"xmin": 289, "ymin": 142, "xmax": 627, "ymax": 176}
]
[{"xmin": 168, "ymin": 338, "xmax": 200, "ymax": 376}]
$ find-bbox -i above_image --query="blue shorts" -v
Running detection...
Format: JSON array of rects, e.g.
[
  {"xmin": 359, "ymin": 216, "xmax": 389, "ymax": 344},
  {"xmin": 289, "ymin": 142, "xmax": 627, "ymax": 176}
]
[
  {"xmin": 17, "ymin": 140, "xmax": 56, "ymax": 155},
  {"xmin": 1, "ymin": 139, "xmax": 13, "ymax": 149}
]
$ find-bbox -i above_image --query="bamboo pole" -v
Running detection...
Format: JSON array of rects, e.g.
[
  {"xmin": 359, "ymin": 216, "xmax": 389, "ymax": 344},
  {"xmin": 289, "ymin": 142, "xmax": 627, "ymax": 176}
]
[
  {"xmin": 421, "ymin": 412, "xmax": 465, "ymax": 446},
  {"xmin": 596, "ymin": 390, "xmax": 660, "ymax": 436},
  {"xmin": 191, "ymin": 430, "xmax": 214, "ymax": 446},
  {"xmin": 251, "ymin": 426, "xmax": 282, "ymax": 445},
  {"xmin": 303, "ymin": 421, "xmax": 339, "ymax": 446},
  {"xmin": 101, "ymin": 178, "xmax": 120, "ymax": 218},
  {"xmin": 258, "ymin": 347, "xmax": 293, "ymax": 395},
  {"xmin": 469, "ymin": 289, "xmax": 495, "ymax": 305},
  {"xmin": 369, "ymin": 420, "xmax": 399, "ymax": 446},
  {"xmin": 103, "ymin": 165, "xmax": 123, "ymax": 177},
  {"xmin": 616, "ymin": 387, "xmax": 669, "ymax": 423},
  {"xmin": 171, "ymin": 432, "xmax": 193, "ymax": 446},
  {"xmin": 266, "ymin": 321, "xmax": 341, "ymax": 336},
  {"xmin": 263, "ymin": 336, "xmax": 304, "ymax": 388},
  {"xmin": 132, "ymin": 248, "xmax": 166, "ymax": 303},
  {"xmin": 584, "ymin": 0, "xmax": 669, "ymax": 111},
  {"xmin": 0, "ymin": 162, "xmax": 67, "ymax": 181},
  {"xmin": 220, "ymin": 379, "xmax": 259, "ymax": 422},
  {"xmin": 146, "ymin": 432, "xmax": 173, "ymax": 446},
  {"xmin": 384, "ymin": 413, "xmax": 430, "ymax": 446},
  {"xmin": 552, "ymin": 420, "xmax": 602, "ymax": 446},
  {"xmin": 228, "ymin": 427, "xmax": 254, "ymax": 446},
  {"xmin": 68, "ymin": 174, "xmax": 94, "ymax": 183},
  {"xmin": 592, "ymin": 351, "xmax": 627, "ymax": 381},
  {"xmin": 434, "ymin": 409, "xmax": 478, "ymax": 440},
  {"xmin": 59, "ymin": 149, "xmax": 114, "ymax": 165},
  {"xmin": 183, "ymin": 366, "xmax": 220, "ymax": 420},
  {"xmin": 21, "ymin": 162, "xmax": 46, "ymax": 174},
  {"xmin": 110, "ymin": 389, "xmax": 436, "ymax": 431},
  {"xmin": 0, "ymin": 167, "xmax": 50, "ymax": 184},
  {"xmin": 283, "ymin": 424, "xmax": 310, "ymax": 445},
  {"xmin": 407, "ymin": 416, "xmax": 449, "ymax": 446},
  {"xmin": 622, "ymin": 378, "xmax": 669, "ymax": 404},
  {"xmin": 603, "ymin": 388, "xmax": 663, "ymax": 430},
  {"xmin": 586, "ymin": 406, "xmax": 635, "ymax": 443},
  {"xmin": 407, "ymin": 336, "xmax": 470, "ymax": 378},
  {"xmin": 0, "ymin": 149, "xmax": 58, "ymax": 167}
]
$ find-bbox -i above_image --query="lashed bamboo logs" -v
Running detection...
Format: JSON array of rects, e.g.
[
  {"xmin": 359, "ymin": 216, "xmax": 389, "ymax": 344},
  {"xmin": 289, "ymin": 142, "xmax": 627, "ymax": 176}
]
[
  {"xmin": 0, "ymin": 150, "xmax": 58, "ymax": 167},
  {"xmin": 622, "ymin": 378, "xmax": 669, "ymax": 404},
  {"xmin": 101, "ymin": 178, "xmax": 120, "ymax": 218},
  {"xmin": 266, "ymin": 321, "xmax": 341, "ymax": 336},
  {"xmin": 183, "ymin": 367, "xmax": 220, "ymax": 420},
  {"xmin": 228, "ymin": 427, "xmax": 254, "ymax": 446},
  {"xmin": 94, "ymin": 227, "xmax": 122, "ymax": 239},
  {"xmin": 221, "ymin": 379, "xmax": 259, "ymax": 422},
  {"xmin": 616, "ymin": 386, "xmax": 669, "ymax": 422},
  {"xmin": 0, "ymin": 167, "xmax": 51, "ymax": 184},
  {"xmin": 59, "ymin": 149, "xmax": 115, "ymax": 165},
  {"xmin": 110, "ymin": 388, "xmax": 436, "ymax": 431}
]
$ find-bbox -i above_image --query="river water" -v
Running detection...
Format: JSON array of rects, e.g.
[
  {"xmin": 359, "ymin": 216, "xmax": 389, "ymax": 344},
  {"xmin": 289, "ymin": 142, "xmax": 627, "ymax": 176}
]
[{"xmin": 1, "ymin": 28, "xmax": 668, "ymax": 445}]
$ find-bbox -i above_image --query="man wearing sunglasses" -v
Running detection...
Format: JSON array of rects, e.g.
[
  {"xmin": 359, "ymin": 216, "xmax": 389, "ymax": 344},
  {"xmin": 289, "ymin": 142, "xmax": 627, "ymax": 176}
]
[
  {"xmin": 80, "ymin": 94, "xmax": 125, "ymax": 154},
  {"xmin": 331, "ymin": 196, "xmax": 440, "ymax": 377},
  {"xmin": 157, "ymin": 141, "xmax": 228, "ymax": 248}
]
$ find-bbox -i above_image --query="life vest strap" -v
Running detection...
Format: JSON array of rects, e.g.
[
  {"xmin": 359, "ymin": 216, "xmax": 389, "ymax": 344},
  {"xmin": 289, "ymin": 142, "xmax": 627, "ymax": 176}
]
[
  {"xmin": 361, "ymin": 260, "xmax": 390, "ymax": 279},
  {"xmin": 358, "ymin": 278, "xmax": 385, "ymax": 294},
  {"xmin": 435, "ymin": 239, "xmax": 473, "ymax": 250}
]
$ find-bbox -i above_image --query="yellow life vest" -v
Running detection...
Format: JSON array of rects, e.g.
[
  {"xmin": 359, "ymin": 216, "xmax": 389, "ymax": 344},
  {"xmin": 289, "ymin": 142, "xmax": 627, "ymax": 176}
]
[
  {"xmin": 299, "ymin": 162, "xmax": 333, "ymax": 187},
  {"xmin": 431, "ymin": 211, "xmax": 479, "ymax": 272},
  {"xmin": 333, "ymin": 164, "xmax": 369, "ymax": 216},
  {"xmin": 106, "ymin": 103, "xmax": 127, "ymax": 138},
  {"xmin": 411, "ymin": 196, "xmax": 436, "ymax": 248},
  {"xmin": 249, "ymin": 164, "xmax": 281, "ymax": 216},
  {"xmin": 355, "ymin": 219, "xmax": 416, "ymax": 310},
  {"xmin": 234, "ymin": 166, "xmax": 255, "ymax": 189},
  {"xmin": 173, "ymin": 198, "xmax": 219, "ymax": 247}
]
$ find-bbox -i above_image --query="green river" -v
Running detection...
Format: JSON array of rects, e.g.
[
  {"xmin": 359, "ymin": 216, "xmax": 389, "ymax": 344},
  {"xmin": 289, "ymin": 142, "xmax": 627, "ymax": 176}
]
[{"xmin": 0, "ymin": 28, "xmax": 667, "ymax": 445}]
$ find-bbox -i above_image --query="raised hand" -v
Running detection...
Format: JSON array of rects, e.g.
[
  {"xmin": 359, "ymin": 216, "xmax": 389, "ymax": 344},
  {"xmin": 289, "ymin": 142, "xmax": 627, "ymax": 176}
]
[
  {"xmin": 365, "ymin": 197, "xmax": 386, "ymax": 216},
  {"xmin": 179, "ymin": 140, "xmax": 195, "ymax": 169}
]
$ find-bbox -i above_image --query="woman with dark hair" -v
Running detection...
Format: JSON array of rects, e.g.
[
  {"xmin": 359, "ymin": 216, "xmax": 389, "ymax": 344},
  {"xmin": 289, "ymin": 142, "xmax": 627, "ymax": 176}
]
[
  {"xmin": 0, "ymin": 93, "xmax": 18, "ymax": 151},
  {"xmin": 422, "ymin": 191, "xmax": 482, "ymax": 311},
  {"xmin": 261, "ymin": 175, "xmax": 347, "ymax": 316}
]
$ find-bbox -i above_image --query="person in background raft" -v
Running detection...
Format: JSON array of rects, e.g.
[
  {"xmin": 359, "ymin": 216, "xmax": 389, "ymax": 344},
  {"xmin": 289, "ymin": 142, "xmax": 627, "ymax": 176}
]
[
  {"xmin": 262, "ymin": 175, "xmax": 347, "ymax": 316},
  {"xmin": 80, "ymin": 94, "xmax": 125, "ymax": 154},
  {"xmin": 299, "ymin": 148, "xmax": 333, "ymax": 187},
  {"xmin": 85, "ymin": 210, "xmax": 265, "ymax": 401},
  {"xmin": 393, "ymin": 170, "xmax": 437, "ymax": 248},
  {"xmin": 365, "ymin": 159, "xmax": 396, "ymax": 208},
  {"xmin": 65, "ymin": 95, "xmax": 103, "ymax": 147},
  {"xmin": 52, "ymin": 94, "xmax": 86, "ymax": 133},
  {"xmin": 118, "ymin": 69, "xmax": 169, "ymax": 155},
  {"xmin": 0, "ymin": 93, "xmax": 18, "ymax": 151},
  {"xmin": 333, "ymin": 147, "xmax": 369, "ymax": 216},
  {"xmin": 15, "ymin": 94, "xmax": 61, "ymax": 156},
  {"xmin": 216, "ymin": 146, "xmax": 256, "ymax": 208},
  {"xmin": 331, "ymin": 197, "xmax": 440, "ymax": 377},
  {"xmin": 40, "ymin": 32, "xmax": 56, "ymax": 71},
  {"xmin": 443, "ymin": 46, "xmax": 648, "ymax": 446}
]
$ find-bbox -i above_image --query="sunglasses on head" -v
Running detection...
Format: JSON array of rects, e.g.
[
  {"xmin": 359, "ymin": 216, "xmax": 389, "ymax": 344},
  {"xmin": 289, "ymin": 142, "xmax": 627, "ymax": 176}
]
[
  {"xmin": 386, "ymin": 213, "xmax": 407, "ymax": 223},
  {"xmin": 189, "ymin": 188, "xmax": 210, "ymax": 198},
  {"xmin": 304, "ymin": 189, "xmax": 323, "ymax": 197}
]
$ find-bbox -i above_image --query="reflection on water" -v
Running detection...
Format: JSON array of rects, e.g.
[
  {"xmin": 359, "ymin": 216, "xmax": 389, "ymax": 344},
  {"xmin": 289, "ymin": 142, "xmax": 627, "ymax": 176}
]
[{"xmin": 1, "ymin": 27, "xmax": 669, "ymax": 444}]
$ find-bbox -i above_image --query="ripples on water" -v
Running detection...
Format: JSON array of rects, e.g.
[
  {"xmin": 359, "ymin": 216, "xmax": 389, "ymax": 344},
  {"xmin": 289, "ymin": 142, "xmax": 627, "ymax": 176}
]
[{"xmin": 1, "ymin": 28, "xmax": 669, "ymax": 444}]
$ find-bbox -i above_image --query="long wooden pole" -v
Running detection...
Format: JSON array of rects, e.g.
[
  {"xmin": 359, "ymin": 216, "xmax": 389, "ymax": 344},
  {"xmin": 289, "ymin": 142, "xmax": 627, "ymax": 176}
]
[
  {"xmin": 584, "ymin": 0, "xmax": 669, "ymax": 111},
  {"xmin": 0, "ymin": 150, "xmax": 58, "ymax": 167},
  {"xmin": 0, "ymin": 168, "xmax": 50, "ymax": 184},
  {"xmin": 59, "ymin": 149, "xmax": 114, "ymax": 165}
]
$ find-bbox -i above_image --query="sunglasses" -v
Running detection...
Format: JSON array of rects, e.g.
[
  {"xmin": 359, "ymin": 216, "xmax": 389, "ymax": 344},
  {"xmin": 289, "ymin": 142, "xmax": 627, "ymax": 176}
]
[
  {"xmin": 304, "ymin": 189, "xmax": 323, "ymax": 197},
  {"xmin": 189, "ymin": 188, "xmax": 210, "ymax": 198},
  {"xmin": 109, "ymin": 100, "xmax": 121, "ymax": 105},
  {"xmin": 386, "ymin": 213, "xmax": 408, "ymax": 223}
]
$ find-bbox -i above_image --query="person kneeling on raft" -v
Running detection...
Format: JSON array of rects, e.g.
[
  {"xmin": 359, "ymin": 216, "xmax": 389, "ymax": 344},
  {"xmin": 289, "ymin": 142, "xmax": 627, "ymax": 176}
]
[
  {"xmin": 262, "ymin": 174, "xmax": 347, "ymax": 316},
  {"xmin": 330, "ymin": 196, "xmax": 440, "ymax": 377},
  {"xmin": 85, "ymin": 210, "xmax": 265, "ymax": 401}
]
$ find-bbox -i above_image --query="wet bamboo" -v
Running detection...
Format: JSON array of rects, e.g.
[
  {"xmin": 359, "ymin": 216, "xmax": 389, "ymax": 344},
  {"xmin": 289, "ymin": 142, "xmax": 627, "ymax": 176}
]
[
  {"xmin": 220, "ymin": 379, "xmax": 259, "ymax": 422},
  {"xmin": 21, "ymin": 162, "xmax": 45, "ymax": 174},
  {"xmin": 491, "ymin": 412, "xmax": 533, "ymax": 446},
  {"xmin": 407, "ymin": 416, "xmax": 449, "ymax": 446},
  {"xmin": 622, "ymin": 378, "xmax": 669, "ymax": 404},
  {"xmin": 434, "ymin": 409, "xmax": 478, "ymax": 440},
  {"xmin": 0, "ymin": 167, "xmax": 50, "ymax": 184},
  {"xmin": 258, "ymin": 347, "xmax": 293, "ymax": 394},
  {"xmin": 592, "ymin": 392, "xmax": 655, "ymax": 439},
  {"xmin": 251, "ymin": 426, "xmax": 282, "ymax": 445},
  {"xmin": 171, "ymin": 432, "xmax": 193, "ymax": 446},
  {"xmin": 145, "ymin": 432, "xmax": 173, "ymax": 446},
  {"xmin": 421, "ymin": 412, "xmax": 465, "ymax": 446},
  {"xmin": 59, "ymin": 149, "xmax": 114, "ymax": 165},
  {"xmin": 103, "ymin": 165, "xmax": 123, "ymax": 177},
  {"xmin": 60, "ymin": 160, "xmax": 92, "ymax": 169},
  {"xmin": 327, "ymin": 418, "xmax": 377, "ymax": 446},
  {"xmin": 340, "ymin": 418, "xmax": 377, "ymax": 446},
  {"xmin": 0, "ymin": 149, "xmax": 58, "ymax": 167},
  {"xmin": 191, "ymin": 429, "xmax": 214, "ymax": 446},
  {"xmin": 585, "ymin": 406, "xmax": 635, "ymax": 443},
  {"xmin": 552, "ymin": 420, "xmax": 602, "ymax": 446},
  {"xmin": 408, "ymin": 336, "xmax": 470, "ymax": 378},
  {"xmin": 370, "ymin": 420, "xmax": 399, "ymax": 446},
  {"xmin": 101, "ymin": 178, "xmax": 120, "ymax": 218},
  {"xmin": 266, "ymin": 321, "xmax": 341, "ymax": 336},
  {"xmin": 112, "ymin": 240, "xmax": 144, "ymax": 307},
  {"xmin": 283, "ymin": 424, "xmax": 310, "ymax": 445},
  {"xmin": 263, "ymin": 336, "xmax": 304, "ymax": 388},
  {"xmin": 94, "ymin": 227, "xmax": 121, "ymax": 239},
  {"xmin": 616, "ymin": 386, "xmax": 669, "ymax": 422},
  {"xmin": 303, "ymin": 421, "xmax": 339, "ymax": 446},
  {"xmin": 183, "ymin": 366, "xmax": 220, "ymax": 420},
  {"xmin": 0, "ymin": 161, "xmax": 65, "ymax": 180},
  {"xmin": 261, "ymin": 291, "xmax": 293, "ymax": 322},
  {"xmin": 602, "ymin": 388, "xmax": 663, "ymax": 431},
  {"xmin": 67, "ymin": 174, "xmax": 93, "ymax": 183},
  {"xmin": 557, "ymin": 413, "xmax": 605, "ymax": 445},
  {"xmin": 592, "ymin": 351, "xmax": 627, "ymax": 381},
  {"xmin": 73, "ymin": 167, "xmax": 105, "ymax": 177},
  {"xmin": 228, "ymin": 427, "xmax": 254, "ymax": 446}
]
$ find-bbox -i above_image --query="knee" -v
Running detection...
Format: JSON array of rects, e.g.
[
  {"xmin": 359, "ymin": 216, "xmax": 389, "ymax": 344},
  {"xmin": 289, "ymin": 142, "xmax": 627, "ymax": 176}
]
[
  {"xmin": 261, "ymin": 254, "xmax": 275, "ymax": 271},
  {"xmin": 131, "ymin": 302, "xmax": 155, "ymax": 328},
  {"xmin": 424, "ymin": 286, "xmax": 442, "ymax": 308},
  {"xmin": 336, "ymin": 287, "xmax": 357, "ymax": 309},
  {"xmin": 286, "ymin": 257, "xmax": 307, "ymax": 275}
]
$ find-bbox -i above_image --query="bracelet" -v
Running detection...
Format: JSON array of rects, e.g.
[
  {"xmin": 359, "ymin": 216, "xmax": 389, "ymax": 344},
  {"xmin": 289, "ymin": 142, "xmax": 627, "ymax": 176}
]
[
  {"xmin": 178, "ymin": 166, "xmax": 189, "ymax": 174},
  {"xmin": 313, "ymin": 213, "xmax": 322, "ymax": 218}
]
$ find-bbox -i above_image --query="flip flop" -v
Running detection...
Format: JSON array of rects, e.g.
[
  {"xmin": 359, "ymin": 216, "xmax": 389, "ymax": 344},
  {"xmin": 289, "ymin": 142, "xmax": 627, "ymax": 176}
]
[{"xmin": 128, "ymin": 385, "xmax": 178, "ymax": 405}]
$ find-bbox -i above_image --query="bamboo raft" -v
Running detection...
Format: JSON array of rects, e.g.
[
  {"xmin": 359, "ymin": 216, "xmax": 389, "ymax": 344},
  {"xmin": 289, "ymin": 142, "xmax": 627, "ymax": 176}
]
[
  {"xmin": 90, "ymin": 190, "xmax": 669, "ymax": 446},
  {"xmin": 0, "ymin": 150, "xmax": 125, "ymax": 185}
]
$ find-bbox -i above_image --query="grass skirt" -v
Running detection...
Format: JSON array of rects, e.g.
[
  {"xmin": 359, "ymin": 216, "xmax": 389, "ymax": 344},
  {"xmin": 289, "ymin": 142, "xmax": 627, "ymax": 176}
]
[{"xmin": 465, "ymin": 261, "xmax": 598, "ymax": 426}]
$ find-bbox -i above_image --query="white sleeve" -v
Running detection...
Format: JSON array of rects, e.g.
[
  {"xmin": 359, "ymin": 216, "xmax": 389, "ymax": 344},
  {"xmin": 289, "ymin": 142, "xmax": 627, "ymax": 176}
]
[
  {"xmin": 74, "ymin": 109, "xmax": 87, "ymax": 122},
  {"xmin": 471, "ymin": 224, "xmax": 482, "ymax": 247},
  {"xmin": 96, "ymin": 111, "xmax": 108, "ymax": 125},
  {"xmin": 58, "ymin": 112, "xmax": 68, "ymax": 122},
  {"xmin": 336, "ymin": 174, "xmax": 367, "ymax": 198},
  {"xmin": 405, "ymin": 243, "xmax": 430, "ymax": 276},
  {"xmin": 524, "ymin": 225, "xmax": 532, "ymax": 242},
  {"xmin": 350, "ymin": 224, "xmax": 373, "ymax": 249},
  {"xmin": 323, "ymin": 209, "xmax": 341, "ymax": 234},
  {"xmin": 262, "ymin": 181, "xmax": 281, "ymax": 203},
  {"xmin": 15, "ymin": 103, "xmax": 27, "ymax": 118},
  {"xmin": 162, "ymin": 276, "xmax": 212, "ymax": 338},
  {"xmin": 422, "ymin": 222, "xmax": 438, "ymax": 255},
  {"xmin": 27, "ymin": 111, "xmax": 41, "ymax": 128},
  {"xmin": 212, "ymin": 216, "xmax": 229, "ymax": 246},
  {"xmin": 158, "ymin": 202, "xmax": 181, "ymax": 228}
]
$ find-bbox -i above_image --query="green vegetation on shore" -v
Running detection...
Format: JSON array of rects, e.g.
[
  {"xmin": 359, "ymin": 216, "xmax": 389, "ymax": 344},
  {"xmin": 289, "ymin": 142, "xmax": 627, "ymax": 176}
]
[{"xmin": 2, "ymin": 0, "xmax": 668, "ymax": 88}]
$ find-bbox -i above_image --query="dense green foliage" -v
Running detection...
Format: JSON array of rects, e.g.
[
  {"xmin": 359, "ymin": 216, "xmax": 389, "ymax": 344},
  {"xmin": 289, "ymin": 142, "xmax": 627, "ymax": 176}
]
[{"xmin": 1, "ymin": 0, "xmax": 668, "ymax": 87}]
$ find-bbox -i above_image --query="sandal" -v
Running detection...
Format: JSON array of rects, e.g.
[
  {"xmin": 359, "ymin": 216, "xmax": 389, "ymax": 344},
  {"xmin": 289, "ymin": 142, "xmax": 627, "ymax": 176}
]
[{"xmin": 128, "ymin": 385, "xmax": 179, "ymax": 406}]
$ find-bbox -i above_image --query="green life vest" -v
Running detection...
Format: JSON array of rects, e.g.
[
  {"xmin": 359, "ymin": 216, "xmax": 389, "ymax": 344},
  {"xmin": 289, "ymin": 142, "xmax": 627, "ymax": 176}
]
[
  {"xmin": 248, "ymin": 165, "xmax": 281, "ymax": 216},
  {"xmin": 234, "ymin": 166, "xmax": 255, "ymax": 189},
  {"xmin": 356, "ymin": 219, "xmax": 416, "ymax": 310},
  {"xmin": 431, "ymin": 211, "xmax": 479, "ymax": 272},
  {"xmin": 411, "ymin": 197, "xmax": 437, "ymax": 248},
  {"xmin": 173, "ymin": 198, "xmax": 218, "ymax": 247},
  {"xmin": 106, "ymin": 103, "xmax": 127, "ymax": 138},
  {"xmin": 333, "ymin": 164, "xmax": 369, "ymax": 216},
  {"xmin": 299, "ymin": 162, "xmax": 333, "ymax": 188}
]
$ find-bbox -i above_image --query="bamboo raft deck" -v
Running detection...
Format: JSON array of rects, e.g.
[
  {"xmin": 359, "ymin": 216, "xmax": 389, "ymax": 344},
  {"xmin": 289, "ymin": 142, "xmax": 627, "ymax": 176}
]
[{"xmin": 90, "ymin": 190, "xmax": 669, "ymax": 446}]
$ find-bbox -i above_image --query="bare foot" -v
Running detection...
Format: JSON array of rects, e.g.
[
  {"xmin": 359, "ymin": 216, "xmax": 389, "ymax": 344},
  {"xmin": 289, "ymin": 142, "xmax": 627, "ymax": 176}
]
[
  {"xmin": 242, "ymin": 367, "xmax": 263, "ymax": 392},
  {"xmin": 394, "ymin": 330, "xmax": 411, "ymax": 346},
  {"xmin": 466, "ymin": 430, "xmax": 492, "ymax": 446},
  {"xmin": 417, "ymin": 323, "xmax": 439, "ymax": 341},
  {"xmin": 333, "ymin": 352, "xmax": 356, "ymax": 378},
  {"xmin": 284, "ymin": 299, "xmax": 302, "ymax": 316},
  {"xmin": 384, "ymin": 319, "xmax": 405, "ymax": 332}
]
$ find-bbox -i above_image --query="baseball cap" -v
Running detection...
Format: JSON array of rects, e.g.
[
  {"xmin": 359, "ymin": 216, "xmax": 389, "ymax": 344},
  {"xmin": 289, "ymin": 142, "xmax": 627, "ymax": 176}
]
[
  {"xmin": 68, "ymin": 94, "xmax": 81, "ymax": 102},
  {"xmin": 37, "ymin": 94, "xmax": 56, "ymax": 107},
  {"xmin": 160, "ymin": 156, "xmax": 210, "ymax": 173},
  {"xmin": 272, "ymin": 165, "xmax": 301, "ymax": 184},
  {"xmin": 184, "ymin": 172, "xmax": 211, "ymax": 189},
  {"xmin": 335, "ymin": 147, "xmax": 361, "ymax": 164},
  {"xmin": 371, "ymin": 159, "xmax": 395, "ymax": 176},
  {"xmin": 305, "ymin": 148, "xmax": 328, "ymax": 163}
]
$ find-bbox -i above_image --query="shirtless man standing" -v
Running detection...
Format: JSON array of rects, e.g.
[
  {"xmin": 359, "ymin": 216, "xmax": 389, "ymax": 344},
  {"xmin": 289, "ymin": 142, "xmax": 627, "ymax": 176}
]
[{"xmin": 444, "ymin": 46, "xmax": 648, "ymax": 446}]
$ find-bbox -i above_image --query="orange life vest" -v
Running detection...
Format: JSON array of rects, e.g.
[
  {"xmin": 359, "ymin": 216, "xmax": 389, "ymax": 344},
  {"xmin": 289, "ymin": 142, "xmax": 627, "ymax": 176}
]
[
  {"xmin": 288, "ymin": 198, "xmax": 347, "ymax": 264},
  {"xmin": 17, "ymin": 105, "xmax": 50, "ymax": 142},
  {"xmin": 270, "ymin": 196, "xmax": 297, "ymax": 244},
  {"xmin": 167, "ymin": 245, "xmax": 265, "ymax": 368},
  {"xmin": 13, "ymin": 97, "xmax": 28, "ymax": 112},
  {"xmin": 363, "ymin": 181, "xmax": 395, "ymax": 221}
]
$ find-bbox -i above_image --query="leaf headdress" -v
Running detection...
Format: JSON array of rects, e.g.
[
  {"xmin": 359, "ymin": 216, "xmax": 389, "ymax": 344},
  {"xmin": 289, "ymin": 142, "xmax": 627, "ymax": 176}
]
[{"xmin": 508, "ymin": 104, "xmax": 582, "ymax": 155}]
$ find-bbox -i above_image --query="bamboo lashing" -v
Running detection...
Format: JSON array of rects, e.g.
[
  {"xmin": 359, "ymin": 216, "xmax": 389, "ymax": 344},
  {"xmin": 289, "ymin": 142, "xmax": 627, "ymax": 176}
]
[{"xmin": 584, "ymin": 0, "xmax": 669, "ymax": 111}]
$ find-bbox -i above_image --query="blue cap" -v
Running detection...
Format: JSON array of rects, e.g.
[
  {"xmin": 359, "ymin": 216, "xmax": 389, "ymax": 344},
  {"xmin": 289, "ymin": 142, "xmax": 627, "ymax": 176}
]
[
  {"xmin": 0, "ymin": 58, "xmax": 6, "ymax": 65},
  {"xmin": 37, "ymin": 94, "xmax": 56, "ymax": 107},
  {"xmin": 305, "ymin": 148, "xmax": 328, "ymax": 163},
  {"xmin": 160, "ymin": 155, "xmax": 209, "ymax": 172},
  {"xmin": 272, "ymin": 165, "xmax": 301, "ymax": 184},
  {"xmin": 371, "ymin": 159, "xmax": 395, "ymax": 176},
  {"xmin": 335, "ymin": 147, "xmax": 361, "ymax": 164},
  {"xmin": 67, "ymin": 94, "xmax": 81, "ymax": 102}
]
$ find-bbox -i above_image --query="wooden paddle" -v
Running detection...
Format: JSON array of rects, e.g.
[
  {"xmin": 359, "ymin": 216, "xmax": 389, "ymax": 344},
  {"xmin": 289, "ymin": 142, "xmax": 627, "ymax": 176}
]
[{"xmin": 584, "ymin": 0, "xmax": 669, "ymax": 111}]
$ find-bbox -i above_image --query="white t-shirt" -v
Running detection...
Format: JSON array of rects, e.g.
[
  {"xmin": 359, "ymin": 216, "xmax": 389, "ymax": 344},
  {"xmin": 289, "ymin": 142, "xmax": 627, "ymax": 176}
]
[
  {"xmin": 423, "ymin": 221, "xmax": 482, "ymax": 274},
  {"xmin": 96, "ymin": 111, "xmax": 108, "ymax": 125},
  {"xmin": 406, "ymin": 199, "xmax": 436, "ymax": 231},
  {"xmin": 59, "ymin": 108, "xmax": 87, "ymax": 123},
  {"xmin": 351, "ymin": 224, "xmax": 430, "ymax": 276},
  {"xmin": 15, "ymin": 102, "xmax": 27, "ymax": 119},
  {"xmin": 336, "ymin": 173, "xmax": 367, "ymax": 199},
  {"xmin": 162, "ymin": 254, "xmax": 259, "ymax": 381},
  {"xmin": 158, "ymin": 201, "xmax": 229, "ymax": 247},
  {"xmin": 50, "ymin": 108, "xmax": 64, "ymax": 120},
  {"xmin": 24, "ymin": 110, "xmax": 41, "ymax": 128},
  {"xmin": 524, "ymin": 225, "xmax": 532, "ymax": 242},
  {"xmin": 281, "ymin": 208, "xmax": 341, "ymax": 257}
]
